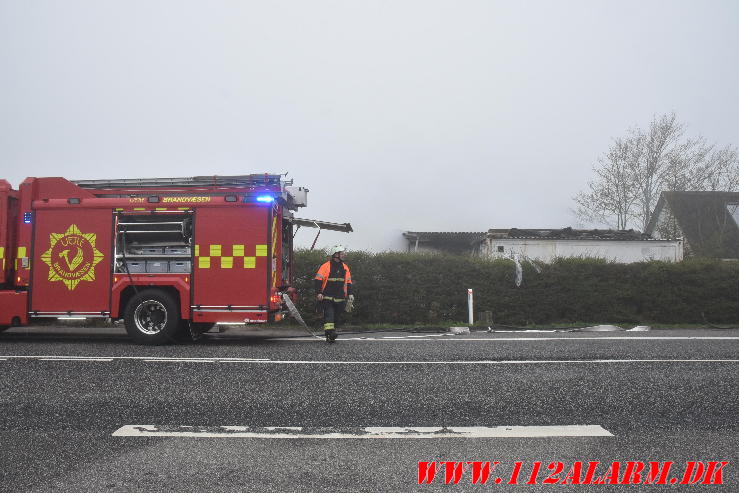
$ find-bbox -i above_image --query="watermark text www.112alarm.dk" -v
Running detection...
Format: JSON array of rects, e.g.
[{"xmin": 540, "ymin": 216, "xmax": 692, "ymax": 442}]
[{"xmin": 418, "ymin": 460, "xmax": 728, "ymax": 486}]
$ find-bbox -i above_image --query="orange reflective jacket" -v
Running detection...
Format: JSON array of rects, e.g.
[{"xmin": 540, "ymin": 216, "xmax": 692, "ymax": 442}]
[{"xmin": 314, "ymin": 260, "xmax": 352, "ymax": 298}]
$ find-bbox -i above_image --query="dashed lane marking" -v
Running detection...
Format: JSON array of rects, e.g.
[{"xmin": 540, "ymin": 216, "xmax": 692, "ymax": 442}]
[
  {"xmin": 112, "ymin": 424, "xmax": 613, "ymax": 439},
  {"xmin": 144, "ymin": 359, "xmax": 216, "ymax": 363}
]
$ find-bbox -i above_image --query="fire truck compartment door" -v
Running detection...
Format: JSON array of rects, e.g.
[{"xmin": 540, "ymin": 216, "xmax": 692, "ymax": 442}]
[
  {"xmin": 31, "ymin": 209, "xmax": 113, "ymax": 313},
  {"xmin": 192, "ymin": 206, "xmax": 271, "ymax": 309}
]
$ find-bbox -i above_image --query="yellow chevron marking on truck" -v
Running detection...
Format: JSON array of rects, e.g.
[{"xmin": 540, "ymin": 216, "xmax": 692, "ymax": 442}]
[
  {"xmin": 271, "ymin": 215, "xmax": 279, "ymax": 287},
  {"xmin": 16, "ymin": 247, "xmax": 28, "ymax": 271},
  {"xmin": 194, "ymin": 245, "xmax": 264, "ymax": 269}
]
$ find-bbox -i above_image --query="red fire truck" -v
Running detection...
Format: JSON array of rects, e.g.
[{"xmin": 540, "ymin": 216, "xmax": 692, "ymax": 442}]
[{"xmin": 0, "ymin": 174, "xmax": 351, "ymax": 344}]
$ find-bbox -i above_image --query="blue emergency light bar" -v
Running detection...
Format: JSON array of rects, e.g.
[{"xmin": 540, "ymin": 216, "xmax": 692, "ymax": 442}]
[{"xmin": 256, "ymin": 195, "xmax": 275, "ymax": 203}]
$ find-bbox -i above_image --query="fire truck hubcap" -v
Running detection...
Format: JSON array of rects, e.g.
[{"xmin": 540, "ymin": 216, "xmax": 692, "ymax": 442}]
[{"xmin": 134, "ymin": 300, "xmax": 168, "ymax": 335}]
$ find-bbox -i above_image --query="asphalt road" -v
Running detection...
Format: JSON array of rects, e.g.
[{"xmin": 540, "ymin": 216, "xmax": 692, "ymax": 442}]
[{"xmin": 0, "ymin": 325, "xmax": 737, "ymax": 492}]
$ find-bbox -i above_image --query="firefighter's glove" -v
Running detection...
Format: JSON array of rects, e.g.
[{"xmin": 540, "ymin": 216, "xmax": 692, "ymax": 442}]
[{"xmin": 345, "ymin": 294, "xmax": 355, "ymax": 313}]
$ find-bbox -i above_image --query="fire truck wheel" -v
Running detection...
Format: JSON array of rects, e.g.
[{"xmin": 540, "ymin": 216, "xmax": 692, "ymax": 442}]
[{"xmin": 124, "ymin": 290, "xmax": 181, "ymax": 345}]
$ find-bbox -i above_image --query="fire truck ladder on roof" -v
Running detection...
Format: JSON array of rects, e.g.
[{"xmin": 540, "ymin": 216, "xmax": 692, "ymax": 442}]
[{"xmin": 73, "ymin": 174, "xmax": 288, "ymax": 189}]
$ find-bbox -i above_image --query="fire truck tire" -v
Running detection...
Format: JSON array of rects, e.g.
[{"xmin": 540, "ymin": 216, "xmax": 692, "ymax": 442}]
[{"xmin": 124, "ymin": 289, "xmax": 181, "ymax": 345}]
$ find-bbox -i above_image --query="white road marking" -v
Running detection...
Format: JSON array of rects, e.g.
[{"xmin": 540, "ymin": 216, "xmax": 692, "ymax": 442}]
[
  {"xmin": 243, "ymin": 359, "xmax": 739, "ymax": 365},
  {"xmin": 341, "ymin": 334, "xmax": 453, "ymax": 341},
  {"xmin": 0, "ymin": 355, "xmax": 269, "ymax": 362},
  {"xmin": 112, "ymin": 424, "xmax": 613, "ymax": 439},
  {"xmin": 38, "ymin": 358, "xmax": 113, "ymax": 362},
  {"xmin": 280, "ymin": 335, "xmax": 739, "ymax": 342},
  {"xmin": 342, "ymin": 336, "xmax": 739, "ymax": 342},
  {"xmin": 0, "ymin": 355, "xmax": 736, "ymax": 365},
  {"xmin": 485, "ymin": 330, "xmax": 557, "ymax": 333},
  {"xmin": 220, "ymin": 426, "xmax": 303, "ymax": 432},
  {"xmin": 447, "ymin": 336, "xmax": 739, "ymax": 341},
  {"xmin": 144, "ymin": 359, "xmax": 216, "ymax": 363}
]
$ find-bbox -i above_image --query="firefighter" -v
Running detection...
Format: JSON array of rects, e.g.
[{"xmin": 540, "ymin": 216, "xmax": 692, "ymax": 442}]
[{"xmin": 314, "ymin": 245, "xmax": 354, "ymax": 343}]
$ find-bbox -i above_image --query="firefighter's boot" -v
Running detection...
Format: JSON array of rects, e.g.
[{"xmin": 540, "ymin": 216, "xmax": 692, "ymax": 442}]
[{"xmin": 324, "ymin": 323, "xmax": 337, "ymax": 343}]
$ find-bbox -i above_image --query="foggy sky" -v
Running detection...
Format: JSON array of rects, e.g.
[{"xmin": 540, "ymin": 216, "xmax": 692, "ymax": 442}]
[{"xmin": 2, "ymin": 0, "xmax": 738, "ymax": 251}]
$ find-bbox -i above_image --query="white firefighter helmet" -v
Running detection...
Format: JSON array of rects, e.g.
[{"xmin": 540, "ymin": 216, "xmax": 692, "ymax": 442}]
[{"xmin": 329, "ymin": 245, "xmax": 346, "ymax": 256}]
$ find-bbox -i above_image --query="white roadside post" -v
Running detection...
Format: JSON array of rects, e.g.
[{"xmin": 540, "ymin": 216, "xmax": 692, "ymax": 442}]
[{"xmin": 467, "ymin": 288, "xmax": 474, "ymax": 326}]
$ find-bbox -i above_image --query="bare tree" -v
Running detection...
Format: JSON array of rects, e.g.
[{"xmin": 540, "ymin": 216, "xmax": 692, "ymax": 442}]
[
  {"xmin": 700, "ymin": 145, "xmax": 739, "ymax": 191},
  {"xmin": 575, "ymin": 132, "xmax": 642, "ymax": 229},
  {"xmin": 575, "ymin": 112, "xmax": 739, "ymax": 231},
  {"xmin": 632, "ymin": 113, "xmax": 687, "ymax": 231}
]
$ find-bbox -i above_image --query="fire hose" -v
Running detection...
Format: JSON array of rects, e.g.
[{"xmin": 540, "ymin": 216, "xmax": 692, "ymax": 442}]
[{"xmin": 282, "ymin": 293, "xmax": 322, "ymax": 339}]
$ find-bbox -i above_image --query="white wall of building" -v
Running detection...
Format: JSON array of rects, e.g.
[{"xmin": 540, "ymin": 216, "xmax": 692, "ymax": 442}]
[{"xmin": 479, "ymin": 239, "xmax": 683, "ymax": 263}]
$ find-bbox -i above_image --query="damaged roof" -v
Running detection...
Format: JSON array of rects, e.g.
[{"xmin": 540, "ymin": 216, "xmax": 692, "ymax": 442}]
[
  {"xmin": 403, "ymin": 231, "xmax": 486, "ymax": 242},
  {"xmin": 489, "ymin": 227, "xmax": 653, "ymax": 241},
  {"xmin": 402, "ymin": 231, "xmax": 487, "ymax": 254},
  {"xmin": 404, "ymin": 228, "xmax": 657, "ymax": 245}
]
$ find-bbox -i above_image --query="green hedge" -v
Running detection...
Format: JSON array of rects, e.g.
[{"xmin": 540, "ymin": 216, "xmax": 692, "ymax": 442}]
[{"xmin": 292, "ymin": 249, "xmax": 739, "ymax": 326}]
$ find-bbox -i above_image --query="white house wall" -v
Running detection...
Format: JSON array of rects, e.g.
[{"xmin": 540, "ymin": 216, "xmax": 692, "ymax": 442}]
[{"xmin": 481, "ymin": 239, "xmax": 683, "ymax": 263}]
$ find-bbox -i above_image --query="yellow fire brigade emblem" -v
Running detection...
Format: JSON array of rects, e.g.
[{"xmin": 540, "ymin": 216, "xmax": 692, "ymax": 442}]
[{"xmin": 40, "ymin": 224, "xmax": 104, "ymax": 290}]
